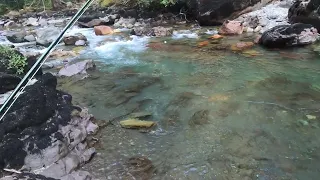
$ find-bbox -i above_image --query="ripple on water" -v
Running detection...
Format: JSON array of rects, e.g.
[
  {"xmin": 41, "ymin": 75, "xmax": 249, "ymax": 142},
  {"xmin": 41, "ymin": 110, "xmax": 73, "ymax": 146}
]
[{"xmin": 58, "ymin": 32, "xmax": 320, "ymax": 179}]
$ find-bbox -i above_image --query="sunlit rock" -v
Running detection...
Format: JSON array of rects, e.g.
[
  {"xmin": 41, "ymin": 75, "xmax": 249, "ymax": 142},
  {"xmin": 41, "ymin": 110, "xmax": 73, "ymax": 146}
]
[
  {"xmin": 58, "ymin": 60, "xmax": 96, "ymax": 77},
  {"xmin": 120, "ymin": 119, "xmax": 156, "ymax": 129},
  {"xmin": 94, "ymin": 25, "xmax": 114, "ymax": 35},
  {"xmin": 219, "ymin": 20, "xmax": 244, "ymax": 35}
]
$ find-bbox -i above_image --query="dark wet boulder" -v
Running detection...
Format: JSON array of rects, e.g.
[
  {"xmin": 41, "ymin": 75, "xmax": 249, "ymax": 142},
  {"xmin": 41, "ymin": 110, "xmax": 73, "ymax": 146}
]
[
  {"xmin": 6, "ymin": 31, "xmax": 27, "ymax": 43},
  {"xmin": 259, "ymin": 23, "xmax": 319, "ymax": 48},
  {"xmin": 288, "ymin": 0, "xmax": 320, "ymax": 31},
  {"xmin": 0, "ymin": 73, "xmax": 97, "ymax": 179},
  {"xmin": 63, "ymin": 33, "xmax": 88, "ymax": 46},
  {"xmin": 189, "ymin": 0, "xmax": 261, "ymax": 26},
  {"xmin": 0, "ymin": 73, "xmax": 21, "ymax": 94},
  {"xmin": 78, "ymin": 18, "xmax": 114, "ymax": 28}
]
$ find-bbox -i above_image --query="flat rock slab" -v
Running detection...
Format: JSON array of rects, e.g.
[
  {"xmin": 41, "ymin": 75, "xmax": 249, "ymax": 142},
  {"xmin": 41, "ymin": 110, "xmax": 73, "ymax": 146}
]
[
  {"xmin": 58, "ymin": 60, "xmax": 95, "ymax": 77},
  {"xmin": 120, "ymin": 119, "xmax": 156, "ymax": 129}
]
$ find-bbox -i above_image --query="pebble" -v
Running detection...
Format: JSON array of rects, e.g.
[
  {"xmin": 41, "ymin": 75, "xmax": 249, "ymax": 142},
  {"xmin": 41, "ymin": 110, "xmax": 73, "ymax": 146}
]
[
  {"xmin": 306, "ymin": 115, "xmax": 316, "ymax": 120},
  {"xmin": 247, "ymin": 27, "xmax": 254, "ymax": 33},
  {"xmin": 254, "ymin": 26, "xmax": 262, "ymax": 33},
  {"xmin": 298, "ymin": 120, "xmax": 309, "ymax": 126}
]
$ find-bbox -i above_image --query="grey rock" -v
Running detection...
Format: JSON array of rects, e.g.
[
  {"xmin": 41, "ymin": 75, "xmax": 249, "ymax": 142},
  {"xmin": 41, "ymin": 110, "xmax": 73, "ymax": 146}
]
[
  {"xmin": 24, "ymin": 34, "xmax": 36, "ymax": 42},
  {"xmin": 114, "ymin": 17, "xmax": 136, "ymax": 28},
  {"xmin": 36, "ymin": 26, "xmax": 61, "ymax": 47},
  {"xmin": 63, "ymin": 33, "xmax": 87, "ymax": 46},
  {"xmin": 6, "ymin": 31, "xmax": 26, "ymax": 43},
  {"xmin": 24, "ymin": 17, "xmax": 39, "ymax": 26},
  {"xmin": 58, "ymin": 60, "xmax": 96, "ymax": 77}
]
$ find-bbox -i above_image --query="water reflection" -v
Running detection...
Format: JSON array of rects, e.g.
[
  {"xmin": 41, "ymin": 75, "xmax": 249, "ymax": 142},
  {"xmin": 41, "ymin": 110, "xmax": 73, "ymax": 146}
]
[{"xmin": 55, "ymin": 29, "xmax": 320, "ymax": 179}]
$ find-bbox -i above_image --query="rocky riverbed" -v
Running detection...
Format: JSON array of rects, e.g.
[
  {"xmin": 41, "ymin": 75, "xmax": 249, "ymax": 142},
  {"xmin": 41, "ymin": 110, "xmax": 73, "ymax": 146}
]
[{"xmin": 1, "ymin": 0, "xmax": 320, "ymax": 179}]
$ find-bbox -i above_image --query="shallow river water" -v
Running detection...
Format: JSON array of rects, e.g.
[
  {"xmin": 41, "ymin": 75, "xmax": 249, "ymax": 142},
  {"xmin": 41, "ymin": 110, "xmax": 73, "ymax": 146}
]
[{"xmin": 55, "ymin": 27, "xmax": 320, "ymax": 180}]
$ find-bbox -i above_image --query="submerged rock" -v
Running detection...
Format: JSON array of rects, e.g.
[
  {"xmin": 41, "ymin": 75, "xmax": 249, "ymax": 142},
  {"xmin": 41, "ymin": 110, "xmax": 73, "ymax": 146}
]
[
  {"xmin": 58, "ymin": 60, "xmax": 96, "ymax": 77},
  {"xmin": 219, "ymin": 20, "xmax": 244, "ymax": 35},
  {"xmin": 259, "ymin": 23, "xmax": 319, "ymax": 48},
  {"xmin": 230, "ymin": 42, "xmax": 254, "ymax": 51},
  {"xmin": 120, "ymin": 119, "xmax": 156, "ymax": 129},
  {"xmin": 124, "ymin": 156, "xmax": 154, "ymax": 180},
  {"xmin": 130, "ymin": 111, "xmax": 152, "ymax": 119},
  {"xmin": 189, "ymin": 110, "xmax": 210, "ymax": 126}
]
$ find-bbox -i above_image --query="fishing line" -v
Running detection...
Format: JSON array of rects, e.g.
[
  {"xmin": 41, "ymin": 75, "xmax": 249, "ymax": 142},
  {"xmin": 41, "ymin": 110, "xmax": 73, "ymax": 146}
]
[{"xmin": 0, "ymin": 0, "xmax": 95, "ymax": 121}]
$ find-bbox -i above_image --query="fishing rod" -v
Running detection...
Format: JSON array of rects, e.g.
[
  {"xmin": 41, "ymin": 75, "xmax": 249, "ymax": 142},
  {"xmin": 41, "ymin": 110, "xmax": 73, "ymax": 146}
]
[{"xmin": 0, "ymin": 0, "xmax": 95, "ymax": 121}]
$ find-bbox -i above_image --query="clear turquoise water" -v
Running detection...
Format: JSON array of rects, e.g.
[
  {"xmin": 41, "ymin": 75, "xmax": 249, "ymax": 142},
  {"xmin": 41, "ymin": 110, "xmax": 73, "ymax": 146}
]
[{"xmin": 58, "ymin": 32, "xmax": 320, "ymax": 180}]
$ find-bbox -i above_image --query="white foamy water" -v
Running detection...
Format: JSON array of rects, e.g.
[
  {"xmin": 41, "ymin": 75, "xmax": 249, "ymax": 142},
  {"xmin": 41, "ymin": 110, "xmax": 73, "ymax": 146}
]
[
  {"xmin": 65, "ymin": 26, "xmax": 150, "ymax": 65},
  {"xmin": 172, "ymin": 30, "xmax": 199, "ymax": 39},
  {"xmin": 94, "ymin": 35, "xmax": 149, "ymax": 65}
]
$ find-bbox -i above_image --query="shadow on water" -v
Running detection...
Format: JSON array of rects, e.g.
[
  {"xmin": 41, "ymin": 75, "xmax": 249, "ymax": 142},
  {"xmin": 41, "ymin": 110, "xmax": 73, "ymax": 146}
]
[{"xmin": 56, "ymin": 32, "xmax": 320, "ymax": 180}]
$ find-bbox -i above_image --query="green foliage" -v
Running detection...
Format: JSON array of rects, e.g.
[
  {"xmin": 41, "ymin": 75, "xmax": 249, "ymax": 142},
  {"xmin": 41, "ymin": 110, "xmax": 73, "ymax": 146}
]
[
  {"xmin": 0, "ymin": 46, "xmax": 27, "ymax": 75},
  {"xmin": 0, "ymin": 0, "xmax": 25, "ymax": 10},
  {"xmin": 160, "ymin": 0, "xmax": 176, "ymax": 7}
]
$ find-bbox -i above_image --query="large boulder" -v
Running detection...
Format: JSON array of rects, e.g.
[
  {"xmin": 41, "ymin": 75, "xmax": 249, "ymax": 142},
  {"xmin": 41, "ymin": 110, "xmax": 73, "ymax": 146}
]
[
  {"xmin": 190, "ymin": 0, "xmax": 261, "ymax": 26},
  {"xmin": 236, "ymin": 0, "xmax": 294, "ymax": 33},
  {"xmin": 94, "ymin": 25, "xmax": 114, "ymax": 35},
  {"xmin": 219, "ymin": 20, "xmax": 244, "ymax": 35},
  {"xmin": 58, "ymin": 60, "xmax": 96, "ymax": 77},
  {"xmin": 259, "ymin": 23, "xmax": 319, "ymax": 48},
  {"xmin": 78, "ymin": 18, "xmax": 114, "ymax": 28},
  {"xmin": 0, "ymin": 73, "xmax": 97, "ymax": 179},
  {"xmin": 6, "ymin": 31, "xmax": 27, "ymax": 43},
  {"xmin": 288, "ymin": 0, "xmax": 320, "ymax": 31},
  {"xmin": 35, "ymin": 26, "xmax": 61, "ymax": 47},
  {"xmin": 63, "ymin": 33, "xmax": 88, "ymax": 46}
]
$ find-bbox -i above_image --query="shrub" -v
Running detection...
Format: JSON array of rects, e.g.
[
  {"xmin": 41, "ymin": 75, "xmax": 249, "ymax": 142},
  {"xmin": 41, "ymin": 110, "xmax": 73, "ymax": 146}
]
[{"xmin": 0, "ymin": 46, "xmax": 27, "ymax": 75}]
